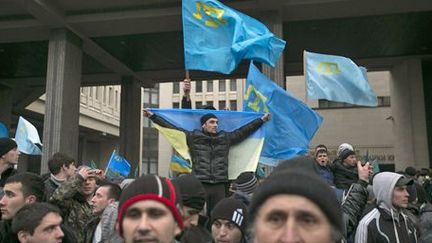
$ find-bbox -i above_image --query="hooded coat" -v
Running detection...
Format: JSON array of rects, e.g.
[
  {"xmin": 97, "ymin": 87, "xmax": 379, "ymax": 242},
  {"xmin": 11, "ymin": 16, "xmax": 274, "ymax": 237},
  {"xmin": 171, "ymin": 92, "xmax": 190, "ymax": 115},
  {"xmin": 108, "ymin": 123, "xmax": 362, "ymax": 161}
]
[{"xmin": 355, "ymin": 172, "xmax": 418, "ymax": 243}]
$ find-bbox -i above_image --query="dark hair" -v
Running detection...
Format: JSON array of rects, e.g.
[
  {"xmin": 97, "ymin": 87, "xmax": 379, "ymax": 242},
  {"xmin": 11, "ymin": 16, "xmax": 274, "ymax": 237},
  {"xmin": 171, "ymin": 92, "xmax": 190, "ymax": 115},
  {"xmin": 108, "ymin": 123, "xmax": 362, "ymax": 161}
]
[
  {"xmin": 12, "ymin": 203, "xmax": 61, "ymax": 235},
  {"xmin": 315, "ymin": 144, "xmax": 328, "ymax": 152},
  {"xmin": 5, "ymin": 172, "xmax": 44, "ymax": 202},
  {"xmin": 48, "ymin": 152, "xmax": 75, "ymax": 175},
  {"xmin": 99, "ymin": 181, "xmax": 122, "ymax": 201}
]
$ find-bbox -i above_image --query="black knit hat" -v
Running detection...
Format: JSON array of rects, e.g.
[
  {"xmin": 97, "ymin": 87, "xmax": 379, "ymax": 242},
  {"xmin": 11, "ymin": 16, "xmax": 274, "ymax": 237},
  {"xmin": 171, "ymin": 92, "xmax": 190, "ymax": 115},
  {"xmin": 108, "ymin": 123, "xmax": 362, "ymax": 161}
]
[
  {"xmin": 274, "ymin": 156, "xmax": 320, "ymax": 175},
  {"xmin": 117, "ymin": 174, "xmax": 184, "ymax": 235},
  {"xmin": 200, "ymin": 113, "xmax": 217, "ymax": 125},
  {"xmin": 211, "ymin": 198, "xmax": 248, "ymax": 236},
  {"xmin": 0, "ymin": 138, "xmax": 17, "ymax": 157},
  {"xmin": 249, "ymin": 170, "xmax": 343, "ymax": 234},
  {"xmin": 233, "ymin": 172, "xmax": 258, "ymax": 195},
  {"xmin": 339, "ymin": 148, "xmax": 355, "ymax": 162},
  {"xmin": 173, "ymin": 174, "xmax": 207, "ymax": 211}
]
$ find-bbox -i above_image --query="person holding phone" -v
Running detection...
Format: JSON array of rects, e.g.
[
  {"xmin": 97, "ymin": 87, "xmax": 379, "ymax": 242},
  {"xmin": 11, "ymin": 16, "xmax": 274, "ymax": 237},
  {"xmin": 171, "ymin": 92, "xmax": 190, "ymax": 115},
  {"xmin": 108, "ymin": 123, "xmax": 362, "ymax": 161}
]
[{"xmin": 49, "ymin": 166, "xmax": 103, "ymax": 242}]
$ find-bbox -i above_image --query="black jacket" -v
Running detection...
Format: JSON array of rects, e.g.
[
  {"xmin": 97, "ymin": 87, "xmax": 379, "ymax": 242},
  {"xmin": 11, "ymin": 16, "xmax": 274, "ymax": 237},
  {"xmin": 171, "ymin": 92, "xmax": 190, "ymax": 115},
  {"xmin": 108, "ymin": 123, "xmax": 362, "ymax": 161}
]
[
  {"xmin": 332, "ymin": 159, "xmax": 358, "ymax": 190},
  {"xmin": 355, "ymin": 172, "xmax": 418, "ymax": 243},
  {"xmin": 150, "ymin": 114, "xmax": 263, "ymax": 183},
  {"xmin": 342, "ymin": 180, "xmax": 369, "ymax": 238},
  {"xmin": 0, "ymin": 220, "xmax": 18, "ymax": 243},
  {"xmin": 355, "ymin": 207, "xmax": 417, "ymax": 243}
]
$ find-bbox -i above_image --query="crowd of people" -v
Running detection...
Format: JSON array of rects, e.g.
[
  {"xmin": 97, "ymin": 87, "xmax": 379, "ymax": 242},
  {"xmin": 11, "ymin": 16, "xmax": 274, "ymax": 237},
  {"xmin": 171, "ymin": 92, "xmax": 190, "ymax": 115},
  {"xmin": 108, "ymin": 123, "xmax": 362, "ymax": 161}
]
[{"xmin": 0, "ymin": 80, "xmax": 431, "ymax": 243}]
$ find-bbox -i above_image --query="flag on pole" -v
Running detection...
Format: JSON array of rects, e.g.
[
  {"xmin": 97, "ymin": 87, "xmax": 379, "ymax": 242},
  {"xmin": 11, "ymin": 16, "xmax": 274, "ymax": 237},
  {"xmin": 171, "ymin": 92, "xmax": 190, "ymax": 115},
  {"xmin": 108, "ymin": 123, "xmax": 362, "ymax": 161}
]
[
  {"xmin": 150, "ymin": 108, "xmax": 265, "ymax": 179},
  {"xmin": 244, "ymin": 62, "xmax": 323, "ymax": 166},
  {"xmin": 182, "ymin": 0, "xmax": 286, "ymax": 74},
  {"xmin": 304, "ymin": 50, "xmax": 378, "ymax": 106},
  {"xmin": 14, "ymin": 116, "xmax": 42, "ymax": 155},
  {"xmin": 105, "ymin": 150, "xmax": 131, "ymax": 180}
]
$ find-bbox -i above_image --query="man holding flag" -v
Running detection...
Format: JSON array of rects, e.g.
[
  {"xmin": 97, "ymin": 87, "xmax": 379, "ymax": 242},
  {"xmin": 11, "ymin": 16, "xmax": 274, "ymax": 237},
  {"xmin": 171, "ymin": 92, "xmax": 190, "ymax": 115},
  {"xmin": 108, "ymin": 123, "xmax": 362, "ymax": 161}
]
[{"xmin": 144, "ymin": 109, "xmax": 270, "ymax": 214}]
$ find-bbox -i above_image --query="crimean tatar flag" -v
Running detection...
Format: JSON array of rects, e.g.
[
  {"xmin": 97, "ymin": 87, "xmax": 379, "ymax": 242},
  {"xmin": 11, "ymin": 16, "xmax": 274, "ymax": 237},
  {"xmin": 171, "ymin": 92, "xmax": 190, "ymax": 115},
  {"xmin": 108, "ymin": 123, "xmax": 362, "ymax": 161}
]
[
  {"xmin": 304, "ymin": 50, "xmax": 378, "ymax": 106},
  {"xmin": 182, "ymin": 0, "xmax": 286, "ymax": 74}
]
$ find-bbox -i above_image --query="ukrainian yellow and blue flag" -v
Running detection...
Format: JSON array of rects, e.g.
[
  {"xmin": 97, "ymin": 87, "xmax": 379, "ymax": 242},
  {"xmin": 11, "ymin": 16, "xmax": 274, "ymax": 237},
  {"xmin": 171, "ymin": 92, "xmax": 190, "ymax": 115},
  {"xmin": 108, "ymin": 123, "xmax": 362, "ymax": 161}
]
[{"xmin": 150, "ymin": 108, "xmax": 265, "ymax": 179}]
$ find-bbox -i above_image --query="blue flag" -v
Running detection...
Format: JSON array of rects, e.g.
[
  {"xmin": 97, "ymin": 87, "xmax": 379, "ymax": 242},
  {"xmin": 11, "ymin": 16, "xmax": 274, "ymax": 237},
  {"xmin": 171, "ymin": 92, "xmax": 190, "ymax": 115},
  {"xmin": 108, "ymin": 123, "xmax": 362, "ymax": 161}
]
[
  {"xmin": 304, "ymin": 50, "xmax": 378, "ymax": 106},
  {"xmin": 15, "ymin": 116, "xmax": 42, "ymax": 155},
  {"xmin": 182, "ymin": 0, "xmax": 286, "ymax": 74},
  {"xmin": 244, "ymin": 63, "xmax": 323, "ymax": 166},
  {"xmin": 0, "ymin": 122, "xmax": 8, "ymax": 138},
  {"xmin": 105, "ymin": 150, "xmax": 131, "ymax": 179}
]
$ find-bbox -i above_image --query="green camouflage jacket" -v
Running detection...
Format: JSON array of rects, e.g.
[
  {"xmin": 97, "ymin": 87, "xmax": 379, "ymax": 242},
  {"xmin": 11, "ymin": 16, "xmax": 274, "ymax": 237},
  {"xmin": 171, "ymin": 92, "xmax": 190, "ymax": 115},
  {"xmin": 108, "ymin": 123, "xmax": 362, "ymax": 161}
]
[{"xmin": 50, "ymin": 175, "xmax": 93, "ymax": 243}]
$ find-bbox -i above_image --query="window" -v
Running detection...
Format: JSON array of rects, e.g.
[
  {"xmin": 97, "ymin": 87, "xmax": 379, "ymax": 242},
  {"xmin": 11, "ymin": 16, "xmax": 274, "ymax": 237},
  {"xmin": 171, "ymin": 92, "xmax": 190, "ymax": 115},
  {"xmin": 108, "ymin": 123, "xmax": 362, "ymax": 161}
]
[
  {"xmin": 196, "ymin": 81, "xmax": 202, "ymax": 93},
  {"xmin": 206, "ymin": 101, "xmax": 214, "ymax": 108},
  {"xmin": 173, "ymin": 82, "xmax": 180, "ymax": 94},
  {"xmin": 219, "ymin": 80, "xmax": 226, "ymax": 92},
  {"xmin": 108, "ymin": 87, "xmax": 113, "ymax": 106},
  {"xmin": 318, "ymin": 96, "xmax": 391, "ymax": 109},
  {"xmin": 142, "ymin": 158, "xmax": 158, "ymax": 174},
  {"xmin": 207, "ymin": 81, "xmax": 213, "ymax": 92},
  {"xmin": 196, "ymin": 101, "xmax": 203, "ymax": 109},
  {"xmin": 151, "ymin": 91, "xmax": 158, "ymax": 105},
  {"xmin": 230, "ymin": 100, "xmax": 237, "ymax": 111},
  {"xmin": 219, "ymin": 100, "xmax": 226, "ymax": 110},
  {"xmin": 230, "ymin": 79, "xmax": 237, "ymax": 91},
  {"xmin": 173, "ymin": 102, "xmax": 179, "ymax": 108}
]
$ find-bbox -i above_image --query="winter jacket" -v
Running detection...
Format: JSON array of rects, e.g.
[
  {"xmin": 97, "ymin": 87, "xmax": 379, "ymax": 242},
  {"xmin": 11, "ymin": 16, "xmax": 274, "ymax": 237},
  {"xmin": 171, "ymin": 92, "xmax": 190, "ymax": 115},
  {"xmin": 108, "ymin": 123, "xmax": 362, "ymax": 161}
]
[
  {"xmin": 43, "ymin": 174, "xmax": 66, "ymax": 201},
  {"xmin": 355, "ymin": 172, "xmax": 418, "ymax": 243},
  {"xmin": 332, "ymin": 159, "xmax": 358, "ymax": 190},
  {"xmin": 84, "ymin": 214, "xmax": 101, "ymax": 243},
  {"xmin": 150, "ymin": 114, "xmax": 263, "ymax": 183},
  {"xmin": 50, "ymin": 175, "xmax": 93, "ymax": 243},
  {"xmin": 342, "ymin": 180, "xmax": 369, "ymax": 237},
  {"xmin": 419, "ymin": 203, "xmax": 432, "ymax": 243},
  {"xmin": 181, "ymin": 96, "xmax": 192, "ymax": 109},
  {"xmin": 0, "ymin": 220, "xmax": 18, "ymax": 243},
  {"xmin": 317, "ymin": 163, "xmax": 334, "ymax": 186}
]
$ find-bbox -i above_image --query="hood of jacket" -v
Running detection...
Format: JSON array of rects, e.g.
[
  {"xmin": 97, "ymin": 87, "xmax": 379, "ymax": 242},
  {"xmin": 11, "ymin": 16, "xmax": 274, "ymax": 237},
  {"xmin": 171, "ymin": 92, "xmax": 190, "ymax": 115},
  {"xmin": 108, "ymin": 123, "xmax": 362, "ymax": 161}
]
[{"xmin": 373, "ymin": 172, "xmax": 403, "ymax": 212}]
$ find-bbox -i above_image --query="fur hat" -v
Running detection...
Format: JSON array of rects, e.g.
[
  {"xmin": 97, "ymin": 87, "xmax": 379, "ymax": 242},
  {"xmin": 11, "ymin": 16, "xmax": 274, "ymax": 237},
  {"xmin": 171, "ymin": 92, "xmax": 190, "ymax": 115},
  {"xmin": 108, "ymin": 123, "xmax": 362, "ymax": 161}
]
[
  {"xmin": 211, "ymin": 198, "xmax": 248, "ymax": 236},
  {"xmin": 117, "ymin": 174, "xmax": 184, "ymax": 236},
  {"xmin": 0, "ymin": 138, "xmax": 17, "ymax": 157}
]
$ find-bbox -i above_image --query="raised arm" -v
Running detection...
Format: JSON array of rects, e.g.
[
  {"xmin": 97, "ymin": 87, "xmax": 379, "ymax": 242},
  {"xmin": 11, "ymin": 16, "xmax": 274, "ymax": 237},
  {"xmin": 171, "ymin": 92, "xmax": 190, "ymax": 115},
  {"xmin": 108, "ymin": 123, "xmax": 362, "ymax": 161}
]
[
  {"xmin": 181, "ymin": 79, "xmax": 192, "ymax": 109},
  {"xmin": 144, "ymin": 108, "xmax": 186, "ymax": 132},
  {"xmin": 342, "ymin": 161, "xmax": 370, "ymax": 237},
  {"xmin": 227, "ymin": 113, "xmax": 270, "ymax": 145}
]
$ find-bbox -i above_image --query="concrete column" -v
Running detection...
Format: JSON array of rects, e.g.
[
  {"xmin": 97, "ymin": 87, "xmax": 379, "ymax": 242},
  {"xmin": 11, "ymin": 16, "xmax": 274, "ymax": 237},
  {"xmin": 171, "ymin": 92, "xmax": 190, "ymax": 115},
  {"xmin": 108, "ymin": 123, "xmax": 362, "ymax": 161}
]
[
  {"xmin": 0, "ymin": 85, "xmax": 12, "ymax": 135},
  {"xmin": 261, "ymin": 10, "xmax": 285, "ymax": 88},
  {"xmin": 390, "ymin": 59, "xmax": 429, "ymax": 170},
  {"xmin": 119, "ymin": 77, "xmax": 142, "ymax": 177},
  {"xmin": 41, "ymin": 29, "xmax": 83, "ymax": 173}
]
